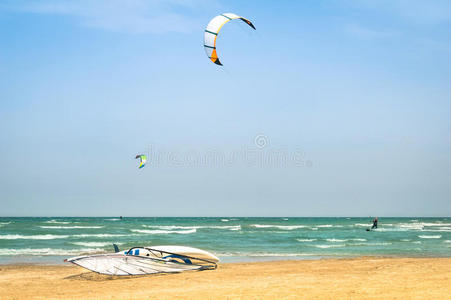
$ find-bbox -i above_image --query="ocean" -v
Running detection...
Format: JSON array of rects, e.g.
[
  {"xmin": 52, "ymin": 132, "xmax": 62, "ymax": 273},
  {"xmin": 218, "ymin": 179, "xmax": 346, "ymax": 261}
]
[{"xmin": 0, "ymin": 217, "xmax": 450, "ymax": 264}]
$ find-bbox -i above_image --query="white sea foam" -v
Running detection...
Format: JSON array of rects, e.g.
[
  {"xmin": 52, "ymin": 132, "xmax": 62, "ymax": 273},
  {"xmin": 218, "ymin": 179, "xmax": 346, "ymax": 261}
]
[
  {"xmin": 412, "ymin": 241, "xmax": 422, "ymax": 244},
  {"xmin": 104, "ymin": 218, "xmax": 120, "ymax": 221},
  {"xmin": 39, "ymin": 226, "xmax": 104, "ymax": 229},
  {"xmin": 418, "ymin": 235, "xmax": 441, "ymax": 239},
  {"xmin": 0, "ymin": 234, "xmax": 69, "ymax": 240},
  {"xmin": 354, "ymin": 223, "xmax": 430, "ymax": 231},
  {"xmin": 326, "ymin": 238, "xmax": 346, "ymax": 242},
  {"xmin": 131, "ymin": 229, "xmax": 196, "ymax": 234},
  {"xmin": 243, "ymin": 253, "xmax": 318, "ymax": 257},
  {"xmin": 194, "ymin": 225, "xmax": 241, "ymax": 231},
  {"xmin": 325, "ymin": 238, "xmax": 367, "ymax": 243},
  {"xmin": 356, "ymin": 223, "xmax": 424, "ymax": 231},
  {"xmin": 314, "ymin": 244, "xmax": 345, "ymax": 248},
  {"xmin": 143, "ymin": 225, "xmax": 199, "ymax": 229},
  {"xmin": 229, "ymin": 226, "xmax": 241, "ymax": 231},
  {"xmin": 44, "ymin": 220, "xmax": 70, "ymax": 224},
  {"xmin": 217, "ymin": 252, "xmax": 318, "ymax": 257},
  {"xmin": 250, "ymin": 224, "xmax": 306, "ymax": 230},
  {"xmin": 311, "ymin": 228, "xmax": 318, "ymax": 230},
  {"xmin": 350, "ymin": 242, "xmax": 392, "ymax": 246},
  {"xmin": 73, "ymin": 234, "xmax": 128, "ymax": 238},
  {"xmin": 444, "ymin": 240, "xmax": 451, "ymax": 243},
  {"xmin": 400, "ymin": 239, "xmax": 411, "ymax": 242},
  {"xmin": 0, "ymin": 248, "xmax": 103, "ymax": 256},
  {"xmin": 209, "ymin": 225, "xmax": 241, "ymax": 230},
  {"xmin": 142, "ymin": 225, "xmax": 241, "ymax": 231},
  {"xmin": 317, "ymin": 225, "xmax": 333, "ymax": 228},
  {"xmin": 420, "ymin": 222, "xmax": 451, "ymax": 227},
  {"xmin": 221, "ymin": 219, "xmax": 229, "ymax": 222},
  {"xmin": 296, "ymin": 238, "xmax": 317, "ymax": 242},
  {"xmin": 422, "ymin": 227, "xmax": 451, "ymax": 232},
  {"xmin": 71, "ymin": 242, "xmax": 119, "ymax": 247},
  {"xmin": 373, "ymin": 228, "xmax": 411, "ymax": 232},
  {"xmin": 399, "ymin": 224, "xmax": 424, "ymax": 230}
]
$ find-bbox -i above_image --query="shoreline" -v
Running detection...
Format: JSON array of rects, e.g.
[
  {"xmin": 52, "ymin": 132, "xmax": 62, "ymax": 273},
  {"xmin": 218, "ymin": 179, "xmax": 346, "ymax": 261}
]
[
  {"xmin": 1, "ymin": 257, "xmax": 450, "ymax": 299},
  {"xmin": 1, "ymin": 253, "xmax": 451, "ymax": 266}
]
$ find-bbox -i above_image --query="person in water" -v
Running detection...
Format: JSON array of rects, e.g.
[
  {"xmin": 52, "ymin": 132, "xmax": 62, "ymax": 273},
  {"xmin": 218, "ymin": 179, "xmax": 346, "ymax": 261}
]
[{"xmin": 371, "ymin": 217, "xmax": 378, "ymax": 229}]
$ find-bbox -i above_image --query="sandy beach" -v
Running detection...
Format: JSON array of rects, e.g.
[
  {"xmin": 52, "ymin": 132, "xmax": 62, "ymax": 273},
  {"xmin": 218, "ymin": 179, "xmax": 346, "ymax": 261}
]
[{"xmin": 0, "ymin": 258, "xmax": 450, "ymax": 299}]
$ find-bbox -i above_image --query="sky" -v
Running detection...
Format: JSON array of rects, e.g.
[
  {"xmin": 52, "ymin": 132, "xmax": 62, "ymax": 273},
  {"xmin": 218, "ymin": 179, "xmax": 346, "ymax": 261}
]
[{"xmin": 0, "ymin": 0, "xmax": 450, "ymax": 217}]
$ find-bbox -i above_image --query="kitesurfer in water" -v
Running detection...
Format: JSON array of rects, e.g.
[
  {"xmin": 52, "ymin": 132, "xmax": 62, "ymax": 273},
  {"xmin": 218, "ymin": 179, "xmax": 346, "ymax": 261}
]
[{"xmin": 371, "ymin": 217, "xmax": 378, "ymax": 229}]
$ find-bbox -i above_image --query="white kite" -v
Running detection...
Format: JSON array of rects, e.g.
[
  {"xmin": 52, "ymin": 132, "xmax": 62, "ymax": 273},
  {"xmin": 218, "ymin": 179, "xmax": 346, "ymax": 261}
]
[{"xmin": 204, "ymin": 13, "xmax": 256, "ymax": 66}]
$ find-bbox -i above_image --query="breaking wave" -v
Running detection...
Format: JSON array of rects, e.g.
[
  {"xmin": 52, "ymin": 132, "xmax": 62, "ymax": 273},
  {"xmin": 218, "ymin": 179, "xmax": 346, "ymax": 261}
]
[
  {"xmin": 142, "ymin": 225, "xmax": 241, "ymax": 231},
  {"xmin": 350, "ymin": 242, "xmax": 392, "ymax": 246},
  {"xmin": 0, "ymin": 248, "xmax": 103, "ymax": 256},
  {"xmin": 418, "ymin": 235, "xmax": 442, "ymax": 239},
  {"xmin": 39, "ymin": 226, "xmax": 104, "ymax": 229},
  {"xmin": 422, "ymin": 227, "xmax": 451, "ymax": 232},
  {"xmin": 44, "ymin": 220, "xmax": 70, "ymax": 224},
  {"xmin": 217, "ymin": 252, "xmax": 319, "ymax": 257},
  {"xmin": 326, "ymin": 238, "xmax": 367, "ymax": 242},
  {"xmin": 314, "ymin": 244, "xmax": 345, "ymax": 248},
  {"xmin": 326, "ymin": 238, "xmax": 347, "ymax": 242},
  {"xmin": 73, "ymin": 234, "xmax": 128, "ymax": 238},
  {"xmin": 0, "ymin": 234, "xmax": 69, "ymax": 240},
  {"xmin": 131, "ymin": 229, "xmax": 196, "ymax": 235},
  {"xmin": 296, "ymin": 239, "xmax": 317, "ymax": 242},
  {"xmin": 420, "ymin": 222, "xmax": 451, "ymax": 227},
  {"xmin": 250, "ymin": 224, "xmax": 306, "ymax": 230},
  {"xmin": 71, "ymin": 242, "xmax": 118, "ymax": 247}
]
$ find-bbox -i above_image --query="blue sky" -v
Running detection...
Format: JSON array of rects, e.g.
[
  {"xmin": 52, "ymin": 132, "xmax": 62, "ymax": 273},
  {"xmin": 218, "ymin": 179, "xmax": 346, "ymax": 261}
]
[{"xmin": 0, "ymin": 0, "xmax": 450, "ymax": 216}]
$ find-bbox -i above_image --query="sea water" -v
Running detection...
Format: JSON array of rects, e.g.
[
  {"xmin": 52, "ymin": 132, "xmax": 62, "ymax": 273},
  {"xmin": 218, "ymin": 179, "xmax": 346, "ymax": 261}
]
[{"xmin": 0, "ymin": 217, "xmax": 450, "ymax": 264}]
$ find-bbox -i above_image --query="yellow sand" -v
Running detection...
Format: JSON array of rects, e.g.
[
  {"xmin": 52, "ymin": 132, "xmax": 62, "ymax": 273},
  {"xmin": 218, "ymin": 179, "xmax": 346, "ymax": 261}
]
[{"xmin": 1, "ymin": 258, "xmax": 450, "ymax": 299}]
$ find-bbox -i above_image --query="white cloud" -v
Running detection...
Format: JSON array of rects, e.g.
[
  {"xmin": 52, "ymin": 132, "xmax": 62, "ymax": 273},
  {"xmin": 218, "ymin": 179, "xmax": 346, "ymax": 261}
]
[{"xmin": 1, "ymin": 0, "xmax": 215, "ymax": 34}]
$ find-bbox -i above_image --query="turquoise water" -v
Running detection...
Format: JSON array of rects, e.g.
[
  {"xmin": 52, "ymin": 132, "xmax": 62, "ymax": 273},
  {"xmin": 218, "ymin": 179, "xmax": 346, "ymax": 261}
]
[{"xmin": 0, "ymin": 217, "xmax": 450, "ymax": 264}]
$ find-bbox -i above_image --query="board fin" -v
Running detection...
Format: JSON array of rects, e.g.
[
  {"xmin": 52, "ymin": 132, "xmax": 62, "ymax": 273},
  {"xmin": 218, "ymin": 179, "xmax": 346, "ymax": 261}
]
[{"xmin": 113, "ymin": 244, "xmax": 120, "ymax": 253}]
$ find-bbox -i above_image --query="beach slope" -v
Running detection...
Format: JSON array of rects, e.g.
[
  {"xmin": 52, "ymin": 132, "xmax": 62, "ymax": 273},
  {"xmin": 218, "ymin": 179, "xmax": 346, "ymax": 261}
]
[{"xmin": 1, "ymin": 258, "xmax": 450, "ymax": 299}]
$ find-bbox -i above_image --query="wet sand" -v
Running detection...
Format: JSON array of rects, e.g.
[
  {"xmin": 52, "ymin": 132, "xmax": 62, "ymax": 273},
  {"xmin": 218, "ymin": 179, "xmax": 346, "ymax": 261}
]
[{"xmin": 1, "ymin": 258, "xmax": 450, "ymax": 299}]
